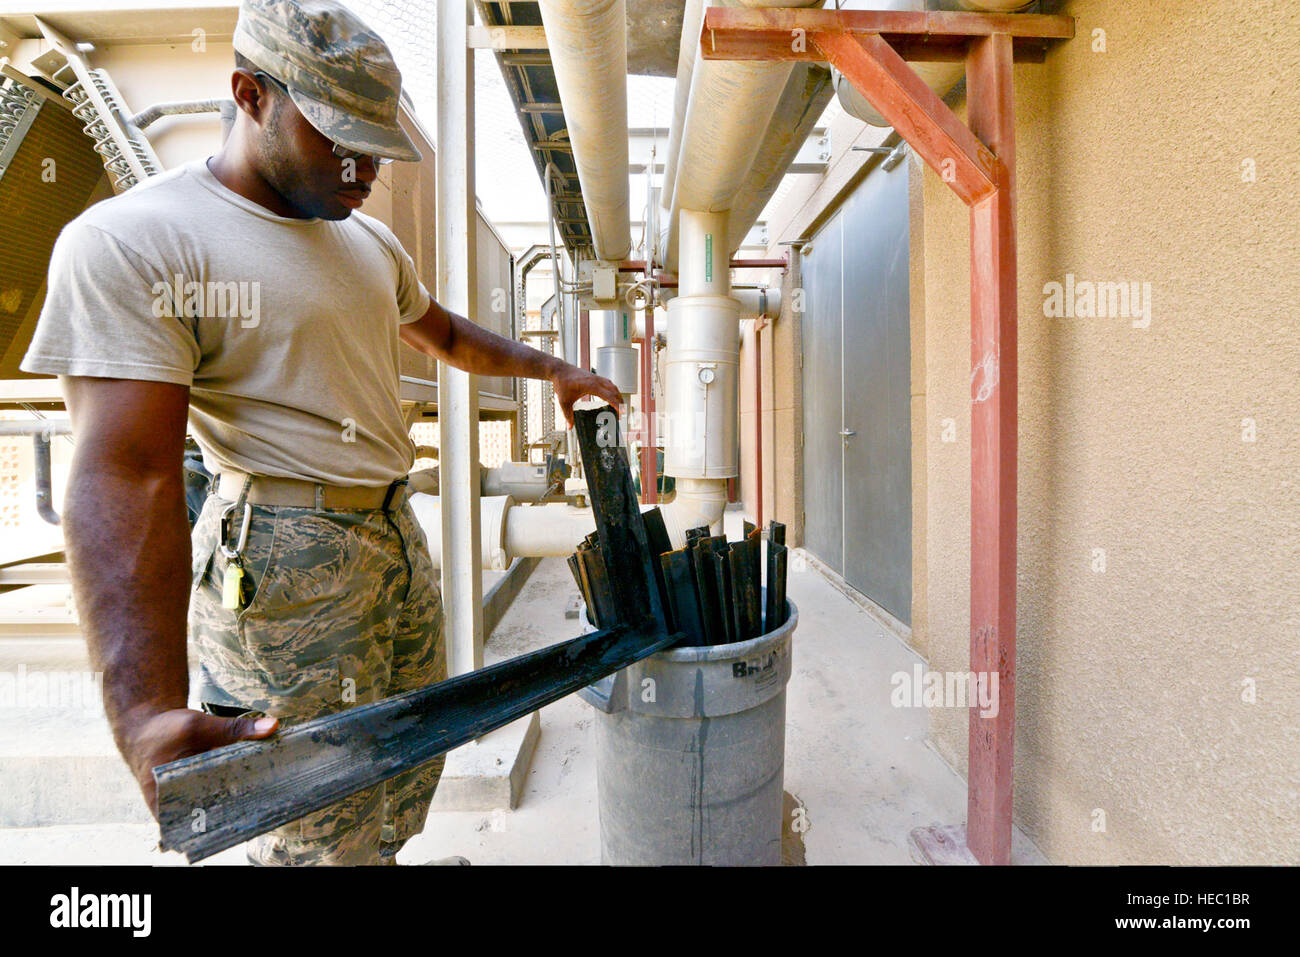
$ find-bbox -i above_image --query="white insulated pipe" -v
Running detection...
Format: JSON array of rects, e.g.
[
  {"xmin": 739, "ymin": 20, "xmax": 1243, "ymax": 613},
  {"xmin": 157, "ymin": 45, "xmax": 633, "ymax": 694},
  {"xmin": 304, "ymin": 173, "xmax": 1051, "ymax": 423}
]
[
  {"xmin": 504, "ymin": 487, "xmax": 728, "ymax": 556},
  {"xmin": 423, "ymin": 490, "xmax": 729, "ymax": 564},
  {"xmin": 660, "ymin": 0, "xmax": 705, "ymax": 215},
  {"xmin": 664, "ymin": 0, "xmax": 825, "ymax": 271},
  {"xmin": 660, "ymin": 477, "xmax": 729, "ymax": 541},
  {"xmin": 504, "ymin": 502, "xmax": 597, "ymax": 558},
  {"xmin": 834, "ymin": 59, "xmax": 965, "ymax": 128},
  {"xmin": 677, "ymin": 209, "xmax": 732, "ymax": 298},
  {"xmin": 832, "ymin": 0, "xmax": 1026, "ymax": 129},
  {"xmin": 725, "ymin": 61, "xmax": 834, "ymax": 254},
  {"xmin": 664, "ymin": 210, "xmax": 739, "ymax": 481},
  {"xmin": 536, "ymin": 0, "xmax": 632, "ymax": 262},
  {"xmin": 735, "ymin": 286, "xmax": 782, "ymax": 319},
  {"xmin": 411, "ymin": 494, "xmax": 515, "ymax": 571}
]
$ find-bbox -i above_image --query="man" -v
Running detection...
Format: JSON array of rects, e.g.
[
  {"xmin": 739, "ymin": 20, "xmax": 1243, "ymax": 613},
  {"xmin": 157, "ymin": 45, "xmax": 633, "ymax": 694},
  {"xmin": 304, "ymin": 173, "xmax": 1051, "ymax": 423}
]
[{"xmin": 20, "ymin": 0, "xmax": 620, "ymax": 865}]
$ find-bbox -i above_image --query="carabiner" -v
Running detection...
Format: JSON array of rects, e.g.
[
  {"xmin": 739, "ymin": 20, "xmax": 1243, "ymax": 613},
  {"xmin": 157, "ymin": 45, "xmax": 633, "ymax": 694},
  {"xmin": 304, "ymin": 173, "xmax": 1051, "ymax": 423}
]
[{"xmin": 218, "ymin": 499, "xmax": 252, "ymax": 560}]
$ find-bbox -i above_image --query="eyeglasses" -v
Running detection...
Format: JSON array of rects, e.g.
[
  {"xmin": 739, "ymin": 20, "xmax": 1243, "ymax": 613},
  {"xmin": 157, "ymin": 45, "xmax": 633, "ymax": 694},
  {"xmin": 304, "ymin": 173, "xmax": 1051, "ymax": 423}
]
[{"xmin": 253, "ymin": 72, "xmax": 394, "ymax": 166}]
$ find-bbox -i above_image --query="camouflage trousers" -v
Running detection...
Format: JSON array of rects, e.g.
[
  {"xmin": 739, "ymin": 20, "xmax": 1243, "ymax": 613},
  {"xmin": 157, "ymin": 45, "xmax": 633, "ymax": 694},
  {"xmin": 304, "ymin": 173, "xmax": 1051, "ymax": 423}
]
[{"xmin": 188, "ymin": 482, "xmax": 445, "ymax": 866}]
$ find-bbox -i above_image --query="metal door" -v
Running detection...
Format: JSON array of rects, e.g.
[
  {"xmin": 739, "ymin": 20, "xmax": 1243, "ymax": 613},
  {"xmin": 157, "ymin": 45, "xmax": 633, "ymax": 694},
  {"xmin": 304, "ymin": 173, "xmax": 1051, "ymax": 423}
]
[
  {"xmin": 840, "ymin": 160, "xmax": 912, "ymax": 623},
  {"xmin": 799, "ymin": 211, "xmax": 844, "ymax": 575},
  {"xmin": 799, "ymin": 161, "xmax": 912, "ymax": 623}
]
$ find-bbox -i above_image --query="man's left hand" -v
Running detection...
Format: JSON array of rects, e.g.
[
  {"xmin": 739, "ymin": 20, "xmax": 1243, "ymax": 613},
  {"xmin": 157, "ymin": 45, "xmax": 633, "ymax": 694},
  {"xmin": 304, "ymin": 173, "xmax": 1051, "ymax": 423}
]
[{"xmin": 553, "ymin": 364, "xmax": 623, "ymax": 427}]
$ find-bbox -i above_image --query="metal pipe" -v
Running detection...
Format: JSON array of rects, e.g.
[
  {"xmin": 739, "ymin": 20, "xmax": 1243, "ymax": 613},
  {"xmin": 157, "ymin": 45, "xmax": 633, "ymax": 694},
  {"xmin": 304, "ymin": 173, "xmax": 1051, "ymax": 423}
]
[
  {"xmin": 663, "ymin": 218, "xmax": 740, "ymax": 481},
  {"xmin": 544, "ymin": 162, "xmax": 570, "ymax": 365},
  {"xmin": 0, "ymin": 421, "xmax": 71, "ymax": 435},
  {"xmin": 754, "ymin": 319, "xmax": 763, "ymax": 528},
  {"xmin": 639, "ymin": 304, "xmax": 658, "ymax": 504},
  {"xmin": 130, "ymin": 98, "xmax": 231, "ymax": 131},
  {"xmin": 33, "ymin": 432, "xmax": 60, "ymax": 525},
  {"xmin": 579, "ymin": 307, "xmax": 590, "ymax": 371},
  {"xmin": 724, "ymin": 61, "xmax": 834, "ymax": 254},
  {"xmin": 436, "ymin": 0, "xmax": 485, "ymax": 676},
  {"xmin": 536, "ymin": 0, "xmax": 631, "ymax": 262},
  {"xmin": 664, "ymin": 0, "xmax": 825, "ymax": 271},
  {"xmin": 660, "ymin": 0, "xmax": 706, "ymax": 216},
  {"xmin": 595, "ymin": 307, "xmax": 637, "ymax": 395}
]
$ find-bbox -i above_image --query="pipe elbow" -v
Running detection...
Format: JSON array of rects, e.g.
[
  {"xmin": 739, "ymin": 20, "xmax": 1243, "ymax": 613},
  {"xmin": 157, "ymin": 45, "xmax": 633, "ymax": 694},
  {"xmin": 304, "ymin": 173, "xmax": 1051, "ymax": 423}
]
[{"xmin": 657, "ymin": 477, "xmax": 728, "ymax": 547}]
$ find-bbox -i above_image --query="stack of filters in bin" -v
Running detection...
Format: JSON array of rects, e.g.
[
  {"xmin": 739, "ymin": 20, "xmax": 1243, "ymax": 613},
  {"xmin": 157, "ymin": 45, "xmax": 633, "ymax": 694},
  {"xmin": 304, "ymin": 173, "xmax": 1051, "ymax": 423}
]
[{"xmin": 568, "ymin": 513, "xmax": 789, "ymax": 646}]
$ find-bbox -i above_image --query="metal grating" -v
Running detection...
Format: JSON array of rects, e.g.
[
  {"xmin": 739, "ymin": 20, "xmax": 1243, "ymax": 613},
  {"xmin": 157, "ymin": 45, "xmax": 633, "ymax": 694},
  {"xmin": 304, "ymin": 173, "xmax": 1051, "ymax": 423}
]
[
  {"xmin": 475, "ymin": 0, "xmax": 593, "ymax": 258},
  {"xmin": 0, "ymin": 71, "xmax": 109, "ymax": 379}
]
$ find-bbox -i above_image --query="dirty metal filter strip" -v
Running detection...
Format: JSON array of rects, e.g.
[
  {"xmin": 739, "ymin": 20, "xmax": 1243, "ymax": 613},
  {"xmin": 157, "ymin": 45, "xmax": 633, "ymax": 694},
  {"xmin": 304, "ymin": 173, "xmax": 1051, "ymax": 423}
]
[
  {"xmin": 155, "ymin": 407, "xmax": 674, "ymax": 862},
  {"xmin": 155, "ymin": 621, "xmax": 675, "ymax": 861}
]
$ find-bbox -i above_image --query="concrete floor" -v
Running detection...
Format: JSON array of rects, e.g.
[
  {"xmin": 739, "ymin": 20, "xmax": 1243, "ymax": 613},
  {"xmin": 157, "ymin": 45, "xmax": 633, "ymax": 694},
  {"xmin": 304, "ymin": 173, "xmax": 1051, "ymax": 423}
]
[{"xmin": 0, "ymin": 512, "xmax": 1047, "ymax": 865}]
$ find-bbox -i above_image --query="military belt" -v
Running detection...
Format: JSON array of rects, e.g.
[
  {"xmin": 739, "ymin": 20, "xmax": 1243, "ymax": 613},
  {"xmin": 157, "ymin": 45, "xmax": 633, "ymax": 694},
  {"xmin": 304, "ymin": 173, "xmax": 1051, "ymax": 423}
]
[{"xmin": 216, "ymin": 470, "xmax": 408, "ymax": 510}]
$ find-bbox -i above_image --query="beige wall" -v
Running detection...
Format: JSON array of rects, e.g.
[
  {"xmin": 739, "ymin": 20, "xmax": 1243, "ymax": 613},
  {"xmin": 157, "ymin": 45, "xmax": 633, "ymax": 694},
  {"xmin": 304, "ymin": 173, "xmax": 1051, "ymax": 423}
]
[
  {"xmin": 91, "ymin": 39, "xmax": 233, "ymax": 170},
  {"xmin": 772, "ymin": 0, "xmax": 1300, "ymax": 863}
]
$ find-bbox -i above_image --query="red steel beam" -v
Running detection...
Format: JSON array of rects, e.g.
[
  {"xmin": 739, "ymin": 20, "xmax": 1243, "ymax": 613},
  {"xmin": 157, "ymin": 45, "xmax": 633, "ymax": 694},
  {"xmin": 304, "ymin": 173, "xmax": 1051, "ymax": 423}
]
[
  {"xmin": 964, "ymin": 32, "xmax": 1017, "ymax": 867},
  {"xmin": 639, "ymin": 306, "xmax": 658, "ymax": 504},
  {"xmin": 698, "ymin": 7, "xmax": 1057, "ymax": 865},
  {"xmin": 619, "ymin": 259, "xmax": 788, "ymax": 272},
  {"xmin": 754, "ymin": 320, "xmax": 764, "ymax": 529},
  {"xmin": 731, "ymin": 258, "xmax": 788, "ymax": 269},
  {"xmin": 579, "ymin": 307, "xmax": 590, "ymax": 371},
  {"xmin": 814, "ymin": 31, "xmax": 998, "ymax": 206},
  {"xmin": 699, "ymin": 8, "xmax": 1072, "ymax": 63}
]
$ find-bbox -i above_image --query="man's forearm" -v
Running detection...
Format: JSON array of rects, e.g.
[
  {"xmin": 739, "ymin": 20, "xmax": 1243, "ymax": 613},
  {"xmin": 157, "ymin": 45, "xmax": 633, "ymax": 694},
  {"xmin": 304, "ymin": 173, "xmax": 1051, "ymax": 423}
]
[
  {"xmin": 401, "ymin": 299, "xmax": 623, "ymax": 421},
  {"xmin": 64, "ymin": 459, "xmax": 192, "ymax": 745},
  {"xmin": 411, "ymin": 301, "xmax": 569, "ymax": 380}
]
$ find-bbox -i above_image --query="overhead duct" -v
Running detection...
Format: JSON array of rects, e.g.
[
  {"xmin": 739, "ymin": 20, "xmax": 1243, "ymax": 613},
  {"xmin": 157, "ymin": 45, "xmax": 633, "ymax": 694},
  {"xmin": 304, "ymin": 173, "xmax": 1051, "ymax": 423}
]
[
  {"xmin": 659, "ymin": 0, "xmax": 705, "ymax": 215},
  {"xmin": 664, "ymin": 0, "xmax": 825, "ymax": 271},
  {"xmin": 832, "ymin": 0, "xmax": 1030, "ymax": 129},
  {"xmin": 536, "ymin": 0, "xmax": 632, "ymax": 262},
  {"xmin": 725, "ymin": 61, "xmax": 833, "ymax": 254},
  {"xmin": 834, "ymin": 60, "xmax": 964, "ymax": 127}
]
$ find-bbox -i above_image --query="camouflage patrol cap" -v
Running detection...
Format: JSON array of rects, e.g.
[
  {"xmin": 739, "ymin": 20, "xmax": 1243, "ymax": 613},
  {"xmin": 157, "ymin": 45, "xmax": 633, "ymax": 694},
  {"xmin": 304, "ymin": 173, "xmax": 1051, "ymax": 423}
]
[{"xmin": 233, "ymin": 0, "xmax": 421, "ymax": 162}]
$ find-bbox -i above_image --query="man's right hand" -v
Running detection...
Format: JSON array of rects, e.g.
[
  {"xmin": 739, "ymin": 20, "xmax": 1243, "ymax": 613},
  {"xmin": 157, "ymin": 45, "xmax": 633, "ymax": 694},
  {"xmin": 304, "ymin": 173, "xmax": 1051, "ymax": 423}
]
[{"xmin": 121, "ymin": 707, "xmax": 280, "ymax": 816}]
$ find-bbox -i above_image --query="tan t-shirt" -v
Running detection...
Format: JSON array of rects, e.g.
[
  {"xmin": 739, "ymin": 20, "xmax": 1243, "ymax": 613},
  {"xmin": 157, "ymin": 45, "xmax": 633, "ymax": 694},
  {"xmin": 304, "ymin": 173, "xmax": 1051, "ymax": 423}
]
[{"xmin": 21, "ymin": 158, "xmax": 432, "ymax": 486}]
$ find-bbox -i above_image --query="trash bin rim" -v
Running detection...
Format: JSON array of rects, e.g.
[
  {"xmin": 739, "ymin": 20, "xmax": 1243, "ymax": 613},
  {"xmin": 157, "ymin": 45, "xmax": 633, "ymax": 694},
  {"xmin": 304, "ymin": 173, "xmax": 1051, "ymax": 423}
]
[{"xmin": 656, "ymin": 598, "xmax": 798, "ymax": 664}]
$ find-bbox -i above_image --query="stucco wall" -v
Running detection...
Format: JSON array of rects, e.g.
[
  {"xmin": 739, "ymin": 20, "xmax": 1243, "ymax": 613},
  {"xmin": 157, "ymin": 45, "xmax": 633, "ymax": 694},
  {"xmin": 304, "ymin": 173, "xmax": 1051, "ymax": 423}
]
[{"xmin": 916, "ymin": 0, "xmax": 1300, "ymax": 863}]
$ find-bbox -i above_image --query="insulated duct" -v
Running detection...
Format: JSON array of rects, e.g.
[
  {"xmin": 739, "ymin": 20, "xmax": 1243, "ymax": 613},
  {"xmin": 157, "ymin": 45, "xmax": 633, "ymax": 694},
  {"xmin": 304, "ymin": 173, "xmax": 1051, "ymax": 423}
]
[
  {"xmin": 831, "ymin": 1, "xmax": 1031, "ymax": 129},
  {"xmin": 725, "ymin": 62, "xmax": 834, "ymax": 254},
  {"xmin": 536, "ymin": 0, "xmax": 632, "ymax": 262},
  {"xmin": 660, "ymin": 0, "xmax": 705, "ymax": 213},
  {"xmin": 664, "ymin": 0, "xmax": 827, "ymax": 271}
]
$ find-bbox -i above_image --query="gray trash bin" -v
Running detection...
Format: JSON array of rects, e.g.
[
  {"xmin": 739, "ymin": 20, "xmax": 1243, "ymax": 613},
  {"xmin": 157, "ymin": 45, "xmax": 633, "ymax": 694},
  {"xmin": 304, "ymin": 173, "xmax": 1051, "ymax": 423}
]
[{"xmin": 578, "ymin": 595, "xmax": 798, "ymax": 866}]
